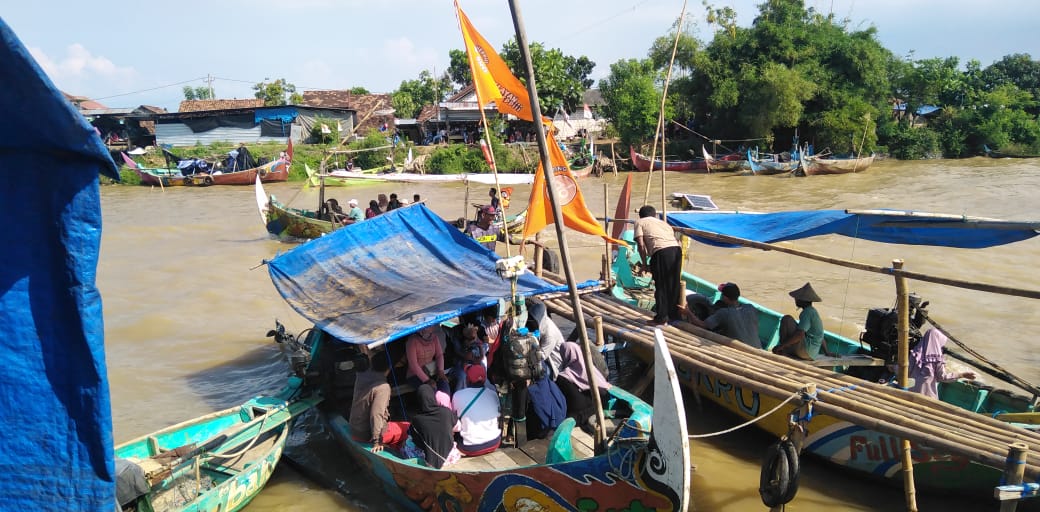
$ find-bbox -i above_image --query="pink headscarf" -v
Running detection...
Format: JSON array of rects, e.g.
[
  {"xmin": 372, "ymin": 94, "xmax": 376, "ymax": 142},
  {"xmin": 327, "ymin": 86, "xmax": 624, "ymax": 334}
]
[{"xmin": 910, "ymin": 329, "xmax": 948, "ymax": 372}]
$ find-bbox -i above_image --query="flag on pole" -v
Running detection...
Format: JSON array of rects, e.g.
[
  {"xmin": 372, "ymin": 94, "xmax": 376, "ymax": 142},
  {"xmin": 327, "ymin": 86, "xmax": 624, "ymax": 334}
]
[
  {"xmin": 583, "ymin": 103, "xmax": 593, "ymax": 120},
  {"xmin": 521, "ymin": 132, "xmax": 623, "ymax": 245},
  {"xmin": 286, "ymin": 137, "xmax": 294, "ymax": 163},
  {"xmin": 455, "ymin": 1, "xmax": 533, "ymax": 121}
]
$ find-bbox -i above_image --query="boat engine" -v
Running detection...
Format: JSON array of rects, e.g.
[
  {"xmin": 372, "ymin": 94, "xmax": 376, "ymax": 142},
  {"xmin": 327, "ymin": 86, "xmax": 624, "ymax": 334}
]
[{"xmin": 859, "ymin": 293, "xmax": 929, "ymax": 364}]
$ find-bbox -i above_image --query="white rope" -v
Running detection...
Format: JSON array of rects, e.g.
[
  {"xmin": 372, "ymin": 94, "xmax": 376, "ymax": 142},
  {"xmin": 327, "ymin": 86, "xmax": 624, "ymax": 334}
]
[{"xmin": 687, "ymin": 391, "xmax": 800, "ymax": 439}]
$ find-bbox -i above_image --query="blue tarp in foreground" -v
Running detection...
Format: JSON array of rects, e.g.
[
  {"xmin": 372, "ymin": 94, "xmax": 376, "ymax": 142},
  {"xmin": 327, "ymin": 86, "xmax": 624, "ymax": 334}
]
[
  {"xmin": 1, "ymin": 19, "xmax": 119, "ymax": 510},
  {"xmin": 268, "ymin": 205, "xmax": 589, "ymax": 346},
  {"xmin": 667, "ymin": 210, "xmax": 1039, "ymax": 249}
]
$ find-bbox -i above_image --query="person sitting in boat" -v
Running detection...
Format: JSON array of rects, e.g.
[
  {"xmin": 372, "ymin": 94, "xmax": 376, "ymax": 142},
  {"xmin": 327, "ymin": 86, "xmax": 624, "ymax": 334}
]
[
  {"xmin": 365, "ymin": 200, "xmax": 382, "ymax": 219},
  {"xmin": 407, "ymin": 381, "xmax": 459, "ymax": 469},
  {"xmin": 386, "ymin": 193, "xmax": 403, "ymax": 211},
  {"xmin": 345, "ymin": 199, "xmax": 364, "ymax": 224},
  {"xmin": 909, "ymin": 329, "xmax": 977, "ymax": 399},
  {"xmin": 488, "ymin": 188, "xmax": 501, "ymax": 212},
  {"xmin": 449, "ymin": 324, "xmax": 487, "ymax": 391},
  {"xmin": 349, "ymin": 352, "xmax": 410, "ymax": 453},
  {"xmin": 323, "ymin": 198, "xmax": 347, "ymax": 224},
  {"xmin": 465, "ymin": 205, "xmax": 504, "ymax": 251},
  {"xmin": 377, "ymin": 194, "xmax": 389, "ymax": 212},
  {"xmin": 555, "ymin": 340, "xmax": 611, "ymax": 435},
  {"xmin": 772, "ymin": 282, "xmax": 828, "ymax": 360},
  {"xmin": 405, "ymin": 325, "xmax": 449, "ymax": 393},
  {"xmin": 451, "ymin": 364, "xmax": 502, "ymax": 456},
  {"xmin": 681, "ymin": 282, "xmax": 762, "ymax": 349}
]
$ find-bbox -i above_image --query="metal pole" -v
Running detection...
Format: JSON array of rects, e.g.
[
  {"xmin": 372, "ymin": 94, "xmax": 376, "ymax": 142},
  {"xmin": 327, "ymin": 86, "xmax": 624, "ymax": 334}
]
[{"xmin": 507, "ymin": 0, "xmax": 607, "ymax": 446}]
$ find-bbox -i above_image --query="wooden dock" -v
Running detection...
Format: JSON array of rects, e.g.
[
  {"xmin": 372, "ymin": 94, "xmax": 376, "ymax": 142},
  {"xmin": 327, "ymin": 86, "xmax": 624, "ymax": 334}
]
[{"xmin": 540, "ymin": 283, "xmax": 1040, "ymax": 482}]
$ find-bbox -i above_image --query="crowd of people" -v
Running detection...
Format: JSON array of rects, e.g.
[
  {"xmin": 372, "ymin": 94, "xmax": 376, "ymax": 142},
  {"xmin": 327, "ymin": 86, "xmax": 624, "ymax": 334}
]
[
  {"xmin": 347, "ymin": 298, "xmax": 611, "ymax": 468},
  {"xmin": 323, "ymin": 192, "xmax": 423, "ymax": 225}
]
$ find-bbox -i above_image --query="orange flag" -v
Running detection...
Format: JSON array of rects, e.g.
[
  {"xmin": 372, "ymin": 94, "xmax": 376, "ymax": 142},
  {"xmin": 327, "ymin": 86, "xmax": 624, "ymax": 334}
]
[
  {"xmin": 522, "ymin": 133, "xmax": 624, "ymax": 245},
  {"xmin": 455, "ymin": 2, "xmax": 534, "ymax": 121}
]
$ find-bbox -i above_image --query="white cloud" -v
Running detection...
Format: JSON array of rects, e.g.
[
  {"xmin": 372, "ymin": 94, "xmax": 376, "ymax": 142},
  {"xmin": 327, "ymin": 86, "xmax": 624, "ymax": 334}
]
[{"xmin": 31, "ymin": 43, "xmax": 136, "ymax": 82}]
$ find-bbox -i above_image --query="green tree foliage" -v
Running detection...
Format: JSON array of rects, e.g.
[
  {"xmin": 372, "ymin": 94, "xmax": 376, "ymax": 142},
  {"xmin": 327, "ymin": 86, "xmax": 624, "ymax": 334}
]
[
  {"xmin": 392, "ymin": 70, "xmax": 451, "ymax": 119},
  {"xmin": 182, "ymin": 86, "xmax": 213, "ymax": 100},
  {"xmin": 499, "ymin": 39, "xmax": 595, "ymax": 111},
  {"xmin": 349, "ymin": 86, "xmax": 371, "ymax": 95},
  {"xmin": 347, "ymin": 130, "xmax": 393, "ymax": 170},
  {"xmin": 253, "ymin": 78, "xmax": 301, "ymax": 106},
  {"xmin": 447, "ymin": 49, "xmax": 470, "ymax": 90},
  {"xmin": 599, "ymin": 59, "xmax": 668, "ymax": 146},
  {"xmin": 980, "ymin": 54, "xmax": 1040, "ymax": 115}
]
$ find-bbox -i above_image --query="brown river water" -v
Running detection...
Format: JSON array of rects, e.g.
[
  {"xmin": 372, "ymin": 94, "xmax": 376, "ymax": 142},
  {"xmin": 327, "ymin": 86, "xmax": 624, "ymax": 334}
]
[{"xmin": 101, "ymin": 156, "xmax": 1040, "ymax": 511}]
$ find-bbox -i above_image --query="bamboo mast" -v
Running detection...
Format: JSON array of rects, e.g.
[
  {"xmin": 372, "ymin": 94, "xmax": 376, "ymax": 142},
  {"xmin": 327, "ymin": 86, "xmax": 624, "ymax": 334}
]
[
  {"xmin": 894, "ymin": 259, "xmax": 919, "ymax": 512},
  {"xmin": 507, "ymin": 0, "xmax": 607, "ymax": 444},
  {"xmin": 642, "ymin": 0, "xmax": 688, "ymax": 209}
]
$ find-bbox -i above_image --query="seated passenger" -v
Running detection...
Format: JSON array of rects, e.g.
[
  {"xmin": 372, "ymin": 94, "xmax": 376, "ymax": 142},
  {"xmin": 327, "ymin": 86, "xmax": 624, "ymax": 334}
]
[
  {"xmin": 345, "ymin": 199, "xmax": 364, "ymax": 224},
  {"xmin": 405, "ymin": 325, "xmax": 448, "ymax": 393},
  {"xmin": 450, "ymin": 324, "xmax": 486, "ymax": 391},
  {"xmin": 772, "ymin": 282, "xmax": 828, "ymax": 360},
  {"xmin": 349, "ymin": 353, "xmax": 410, "ymax": 452},
  {"xmin": 451, "ymin": 365, "xmax": 501, "ymax": 456},
  {"xmin": 555, "ymin": 341, "xmax": 611, "ymax": 435},
  {"xmin": 682, "ymin": 282, "xmax": 762, "ymax": 349},
  {"xmin": 408, "ymin": 381, "xmax": 458, "ymax": 469}
]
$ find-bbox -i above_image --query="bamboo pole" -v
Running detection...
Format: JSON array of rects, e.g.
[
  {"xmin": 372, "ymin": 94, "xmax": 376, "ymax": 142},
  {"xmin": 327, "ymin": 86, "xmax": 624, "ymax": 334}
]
[
  {"xmin": 894, "ymin": 259, "xmax": 919, "ymax": 512},
  {"xmin": 1000, "ymin": 442, "xmax": 1029, "ymax": 512},
  {"xmin": 610, "ymin": 142, "xmax": 618, "ymax": 175},
  {"xmin": 508, "ymin": 0, "xmax": 607, "ymax": 445},
  {"xmin": 641, "ymin": 0, "xmax": 688, "ymax": 207},
  {"xmin": 603, "ymin": 183, "xmax": 611, "ymax": 288}
]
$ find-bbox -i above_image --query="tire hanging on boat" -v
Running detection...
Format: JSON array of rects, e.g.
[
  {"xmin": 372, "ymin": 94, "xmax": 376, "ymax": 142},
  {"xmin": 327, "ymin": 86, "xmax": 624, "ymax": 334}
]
[{"xmin": 759, "ymin": 438, "xmax": 800, "ymax": 507}]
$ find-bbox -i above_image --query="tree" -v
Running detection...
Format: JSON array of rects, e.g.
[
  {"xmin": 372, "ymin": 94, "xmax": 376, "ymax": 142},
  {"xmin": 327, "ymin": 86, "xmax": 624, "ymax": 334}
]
[
  {"xmin": 499, "ymin": 39, "xmax": 595, "ymax": 112},
  {"xmin": 599, "ymin": 59, "xmax": 667, "ymax": 145},
  {"xmin": 981, "ymin": 54, "xmax": 1040, "ymax": 115},
  {"xmin": 182, "ymin": 86, "xmax": 212, "ymax": 100},
  {"xmin": 447, "ymin": 49, "xmax": 471, "ymax": 90},
  {"xmin": 349, "ymin": 86, "xmax": 371, "ymax": 95},
  {"xmin": 392, "ymin": 70, "xmax": 451, "ymax": 119},
  {"xmin": 253, "ymin": 78, "xmax": 301, "ymax": 106}
]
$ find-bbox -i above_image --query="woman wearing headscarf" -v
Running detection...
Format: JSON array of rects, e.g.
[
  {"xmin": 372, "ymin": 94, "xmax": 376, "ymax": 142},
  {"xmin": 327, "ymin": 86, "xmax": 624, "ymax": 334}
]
[
  {"xmin": 909, "ymin": 329, "xmax": 976, "ymax": 399},
  {"xmin": 408, "ymin": 382, "xmax": 458, "ymax": 469},
  {"xmin": 527, "ymin": 301, "xmax": 564, "ymax": 379},
  {"xmin": 555, "ymin": 340, "xmax": 611, "ymax": 434}
]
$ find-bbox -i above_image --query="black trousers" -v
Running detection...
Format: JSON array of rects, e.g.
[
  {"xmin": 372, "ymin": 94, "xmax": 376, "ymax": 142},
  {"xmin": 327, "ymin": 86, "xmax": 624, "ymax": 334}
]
[{"xmin": 651, "ymin": 246, "xmax": 683, "ymax": 322}]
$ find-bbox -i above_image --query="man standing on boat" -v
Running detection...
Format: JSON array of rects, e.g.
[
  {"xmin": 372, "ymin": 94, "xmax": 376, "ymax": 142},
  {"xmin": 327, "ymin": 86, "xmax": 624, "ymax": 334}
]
[
  {"xmin": 466, "ymin": 205, "xmax": 503, "ymax": 251},
  {"xmin": 634, "ymin": 205, "xmax": 682, "ymax": 325}
]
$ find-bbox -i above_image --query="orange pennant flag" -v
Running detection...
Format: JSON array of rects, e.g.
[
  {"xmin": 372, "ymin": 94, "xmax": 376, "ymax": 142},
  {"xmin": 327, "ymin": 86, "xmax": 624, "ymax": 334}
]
[
  {"xmin": 522, "ymin": 133, "xmax": 624, "ymax": 245},
  {"xmin": 455, "ymin": 2, "xmax": 534, "ymax": 121}
]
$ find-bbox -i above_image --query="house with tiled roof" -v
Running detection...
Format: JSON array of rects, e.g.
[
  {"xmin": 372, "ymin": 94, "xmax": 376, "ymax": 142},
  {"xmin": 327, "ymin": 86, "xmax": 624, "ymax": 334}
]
[
  {"xmin": 178, "ymin": 99, "xmax": 265, "ymax": 113},
  {"xmin": 79, "ymin": 103, "xmax": 168, "ymax": 150},
  {"xmin": 63, "ymin": 92, "xmax": 107, "ymax": 111},
  {"xmin": 301, "ymin": 91, "xmax": 393, "ymax": 135}
]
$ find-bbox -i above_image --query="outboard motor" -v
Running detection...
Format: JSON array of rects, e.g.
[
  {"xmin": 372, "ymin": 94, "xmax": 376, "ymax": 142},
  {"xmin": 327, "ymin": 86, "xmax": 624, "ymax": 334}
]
[{"xmin": 859, "ymin": 293, "xmax": 929, "ymax": 364}]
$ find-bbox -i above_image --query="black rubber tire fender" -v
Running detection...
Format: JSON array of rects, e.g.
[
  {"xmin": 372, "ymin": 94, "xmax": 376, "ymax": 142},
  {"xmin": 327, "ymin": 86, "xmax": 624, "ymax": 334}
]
[{"xmin": 759, "ymin": 439, "xmax": 799, "ymax": 507}]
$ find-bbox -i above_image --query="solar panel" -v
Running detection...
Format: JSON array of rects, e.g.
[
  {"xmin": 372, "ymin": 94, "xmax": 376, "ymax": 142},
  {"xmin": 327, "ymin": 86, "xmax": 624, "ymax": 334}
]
[{"xmin": 681, "ymin": 194, "xmax": 719, "ymax": 211}]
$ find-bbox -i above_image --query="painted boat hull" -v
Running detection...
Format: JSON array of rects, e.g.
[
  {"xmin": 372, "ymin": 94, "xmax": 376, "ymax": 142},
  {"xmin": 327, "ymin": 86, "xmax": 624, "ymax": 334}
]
[
  {"xmin": 630, "ymin": 146, "xmax": 706, "ymax": 172},
  {"xmin": 319, "ymin": 169, "xmax": 535, "ymax": 185},
  {"xmin": 209, "ymin": 159, "xmax": 289, "ymax": 185},
  {"xmin": 610, "ymin": 239, "xmax": 1035, "ymax": 498},
  {"xmin": 114, "ymin": 391, "xmax": 319, "ymax": 512},
  {"xmin": 747, "ymin": 151, "xmax": 799, "ymax": 175},
  {"xmin": 701, "ymin": 146, "xmax": 747, "ymax": 172}
]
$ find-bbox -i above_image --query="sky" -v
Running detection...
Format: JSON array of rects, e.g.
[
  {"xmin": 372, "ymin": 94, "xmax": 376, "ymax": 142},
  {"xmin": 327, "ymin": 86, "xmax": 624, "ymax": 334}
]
[{"xmin": 4, "ymin": 0, "xmax": 1039, "ymax": 113}]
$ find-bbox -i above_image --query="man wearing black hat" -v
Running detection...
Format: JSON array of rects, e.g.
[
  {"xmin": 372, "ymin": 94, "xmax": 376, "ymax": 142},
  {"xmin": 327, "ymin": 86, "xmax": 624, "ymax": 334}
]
[
  {"xmin": 634, "ymin": 205, "xmax": 682, "ymax": 325},
  {"xmin": 683, "ymin": 282, "xmax": 761, "ymax": 348},
  {"xmin": 772, "ymin": 282, "xmax": 826, "ymax": 360},
  {"xmin": 466, "ymin": 205, "xmax": 503, "ymax": 251}
]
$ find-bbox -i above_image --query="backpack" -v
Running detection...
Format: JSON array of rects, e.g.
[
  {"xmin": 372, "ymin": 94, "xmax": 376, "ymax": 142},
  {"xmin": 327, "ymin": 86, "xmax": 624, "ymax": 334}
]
[{"xmin": 504, "ymin": 328, "xmax": 540, "ymax": 381}]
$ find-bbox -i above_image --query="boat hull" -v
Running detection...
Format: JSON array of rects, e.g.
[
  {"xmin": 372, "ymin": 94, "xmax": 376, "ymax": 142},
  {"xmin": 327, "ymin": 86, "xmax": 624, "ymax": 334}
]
[
  {"xmin": 630, "ymin": 146, "xmax": 707, "ymax": 172},
  {"xmin": 801, "ymin": 154, "xmax": 875, "ymax": 175},
  {"xmin": 265, "ymin": 194, "xmax": 339, "ymax": 240},
  {"xmin": 210, "ymin": 159, "xmax": 290, "ymax": 185}
]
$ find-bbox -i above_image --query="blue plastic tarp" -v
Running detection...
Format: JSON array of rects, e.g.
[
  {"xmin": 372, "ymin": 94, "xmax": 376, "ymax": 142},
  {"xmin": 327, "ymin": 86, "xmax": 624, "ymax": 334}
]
[
  {"xmin": 268, "ymin": 205, "xmax": 591, "ymax": 346},
  {"xmin": 667, "ymin": 210, "xmax": 1039, "ymax": 249},
  {"xmin": 1, "ymin": 19, "xmax": 118, "ymax": 510},
  {"xmin": 254, "ymin": 106, "xmax": 298, "ymax": 124}
]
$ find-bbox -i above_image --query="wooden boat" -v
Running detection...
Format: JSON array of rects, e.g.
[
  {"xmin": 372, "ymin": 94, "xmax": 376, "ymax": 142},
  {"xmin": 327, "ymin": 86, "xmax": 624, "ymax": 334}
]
[
  {"xmin": 608, "ymin": 208, "xmax": 1040, "ymax": 499},
  {"xmin": 315, "ymin": 168, "xmax": 535, "ymax": 185},
  {"xmin": 256, "ymin": 175, "xmax": 345, "ymax": 241},
  {"xmin": 799, "ymin": 153, "xmax": 874, "ymax": 175},
  {"xmin": 121, "ymin": 152, "xmax": 188, "ymax": 187},
  {"xmin": 114, "ymin": 389, "xmax": 319, "ymax": 511},
  {"xmin": 263, "ymin": 205, "xmax": 691, "ymax": 511},
  {"xmin": 701, "ymin": 145, "xmax": 747, "ymax": 172},
  {"xmin": 207, "ymin": 159, "xmax": 289, "ymax": 186},
  {"xmin": 984, "ymin": 145, "xmax": 1040, "ymax": 159},
  {"xmin": 746, "ymin": 150, "xmax": 799, "ymax": 175},
  {"xmin": 630, "ymin": 146, "xmax": 706, "ymax": 172}
]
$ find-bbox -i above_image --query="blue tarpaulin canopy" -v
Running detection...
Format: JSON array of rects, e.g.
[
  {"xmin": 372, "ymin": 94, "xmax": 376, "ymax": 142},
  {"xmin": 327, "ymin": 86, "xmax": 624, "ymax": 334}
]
[
  {"xmin": 1, "ymin": 19, "xmax": 118, "ymax": 510},
  {"xmin": 267, "ymin": 205, "xmax": 589, "ymax": 346},
  {"xmin": 666, "ymin": 210, "xmax": 1039, "ymax": 249}
]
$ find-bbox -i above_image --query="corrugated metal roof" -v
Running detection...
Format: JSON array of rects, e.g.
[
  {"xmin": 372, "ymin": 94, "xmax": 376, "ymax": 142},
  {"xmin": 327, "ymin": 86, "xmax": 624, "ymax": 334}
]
[{"xmin": 179, "ymin": 99, "xmax": 264, "ymax": 112}]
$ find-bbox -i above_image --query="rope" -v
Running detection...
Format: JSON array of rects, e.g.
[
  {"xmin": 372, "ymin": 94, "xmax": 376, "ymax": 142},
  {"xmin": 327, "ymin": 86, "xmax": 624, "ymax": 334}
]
[
  {"xmin": 207, "ymin": 410, "xmax": 272, "ymax": 460},
  {"xmin": 688, "ymin": 391, "xmax": 800, "ymax": 438}
]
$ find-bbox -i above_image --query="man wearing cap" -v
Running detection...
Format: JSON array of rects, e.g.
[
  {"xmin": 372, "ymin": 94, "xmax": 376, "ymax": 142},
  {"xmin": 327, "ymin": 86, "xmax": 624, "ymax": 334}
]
[
  {"xmin": 346, "ymin": 199, "xmax": 364, "ymax": 224},
  {"xmin": 634, "ymin": 205, "xmax": 683, "ymax": 325},
  {"xmin": 683, "ymin": 282, "xmax": 762, "ymax": 349},
  {"xmin": 465, "ymin": 205, "xmax": 504, "ymax": 251},
  {"xmin": 451, "ymin": 364, "xmax": 501, "ymax": 456},
  {"xmin": 772, "ymin": 282, "xmax": 826, "ymax": 360}
]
